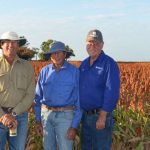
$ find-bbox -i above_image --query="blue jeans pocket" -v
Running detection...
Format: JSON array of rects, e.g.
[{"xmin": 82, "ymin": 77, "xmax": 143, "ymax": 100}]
[
  {"xmin": 105, "ymin": 116, "xmax": 114, "ymax": 128},
  {"xmin": 0, "ymin": 123, "xmax": 8, "ymax": 130},
  {"xmin": 63, "ymin": 111, "xmax": 74, "ymax": 120}
]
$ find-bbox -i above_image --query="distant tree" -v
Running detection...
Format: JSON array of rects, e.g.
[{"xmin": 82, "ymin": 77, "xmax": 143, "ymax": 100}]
[
  {"xmin": 17, "ymin": 47, "xmax": 38, "ymax": 60},
  {"xmin": 17, "ymin": 36, "xmax": 38, "ymax": 60},
  {"xmin": 39, "ymin": 39, "xmax": 75, "ymax": 60}
]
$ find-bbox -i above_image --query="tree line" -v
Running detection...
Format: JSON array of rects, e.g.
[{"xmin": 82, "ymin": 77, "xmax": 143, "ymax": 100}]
[{"xmin": 18, "ymin": 37, "xmax": 75, "ymax": 60}]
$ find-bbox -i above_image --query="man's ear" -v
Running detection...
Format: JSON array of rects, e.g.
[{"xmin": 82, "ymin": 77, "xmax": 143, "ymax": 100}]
[
  {"xmin": 0, "ymin": 41, "xmax": 3, "ymax": 46},
  {"xmin": 99, "ymin": 42, "xmax": 104, "ymax": 49},
  {"xmin": 0, "ymin": 42, "xmax": 4, "ymax": 49},
  {"xmin": 64, "ymin": 52, "xmax": 67, "ymax": 57}
]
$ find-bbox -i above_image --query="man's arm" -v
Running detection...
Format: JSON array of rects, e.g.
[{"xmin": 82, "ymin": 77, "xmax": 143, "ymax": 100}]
[
  {"xmin": 13, "ymin": 64, "xmax": 35, "ymax": 114},
  {"xmin": 96, "ymin": 60, "xmax": 120, "ymax": 130}
]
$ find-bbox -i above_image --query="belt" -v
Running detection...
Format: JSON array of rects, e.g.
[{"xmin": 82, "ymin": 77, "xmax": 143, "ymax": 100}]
[
  {"xmin": 83, "ymin": 109, "xmax": 112, "ymax": 117},
  {"xmin": 42, "ymin": 104, "xmax": 75, "ymax": 112},
  {"xmin": 1, "ymin": 107, "xmax": 13, "ymax": 114},
  {"xmin": 83, "ymin": 108, "xmax": 101, "ymax": 115}
]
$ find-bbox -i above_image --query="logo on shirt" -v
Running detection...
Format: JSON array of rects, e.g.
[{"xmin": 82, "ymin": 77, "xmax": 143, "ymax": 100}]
[{"xmin": 95, "ymin": 66, "xmax": 103, "ymax": 75}]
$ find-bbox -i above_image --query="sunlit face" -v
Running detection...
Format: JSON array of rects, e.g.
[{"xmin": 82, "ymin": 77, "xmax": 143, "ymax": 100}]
[
  {"xmin": 86, "ymin": 40, "xmax": 103, "ymax": 58},
  {"xmin": 1, "ymin": 40, "xmax": 19, "ymax": 59},
  {"xmin": 51, "ymin": 51, "xmax": 66, "ymax": 67}
]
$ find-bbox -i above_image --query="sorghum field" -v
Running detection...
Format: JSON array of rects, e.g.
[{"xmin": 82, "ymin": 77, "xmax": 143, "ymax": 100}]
[{"xmin": 24, "ymin": 61, "xmax": 150, "ymax": 150}]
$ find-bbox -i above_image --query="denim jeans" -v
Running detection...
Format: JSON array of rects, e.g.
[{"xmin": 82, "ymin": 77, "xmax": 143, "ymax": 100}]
[
  {"xmin": 81, "ymin": 113, "xmax": 114, "ymax": 150},
  {"xmin": 0, "ymin": 112, "xmax": 28, "ymax": 150},
  {"xmin": 41, "ymin": 107, "xmax": 74, "ymax": 150}
]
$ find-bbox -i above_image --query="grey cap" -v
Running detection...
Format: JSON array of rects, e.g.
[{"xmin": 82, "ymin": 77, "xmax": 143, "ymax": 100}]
[{"xmin": 86, "ymin": 29, "xmax": 103, "ymax": 43}]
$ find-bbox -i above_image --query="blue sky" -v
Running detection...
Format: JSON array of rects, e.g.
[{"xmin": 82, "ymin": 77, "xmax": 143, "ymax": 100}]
[{"xmin": 0, "ymin": 0, "xmax": 150, "ymax": 61}]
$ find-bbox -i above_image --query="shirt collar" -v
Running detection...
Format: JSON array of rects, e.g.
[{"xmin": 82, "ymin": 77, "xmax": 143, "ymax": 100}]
[
  {"xmin": 52, "ymin": 60, "xmax": 68, "ymax": 70},
  {"xmin": 14, "ymin": 55, "xmax": 22, "ymax": 63},
  {"xmin": 85, "ymin": 50, "xmax": 105, "ymax": 69},
  {"xmin": 1, "ymin": 54, "xmax": 22, "ymax": 64},
  {"xmin": 96, "ymin": 50, "xmax": 105, "ymax": 62},
  {"xmin": 0, "ymin": 55, "xmax": 22, "ymax": 74}
]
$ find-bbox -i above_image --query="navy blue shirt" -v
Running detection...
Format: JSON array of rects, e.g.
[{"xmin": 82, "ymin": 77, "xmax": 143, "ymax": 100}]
[{"xmin": 79, "ymin": 51, "xmax": 120, "ymax": 112}]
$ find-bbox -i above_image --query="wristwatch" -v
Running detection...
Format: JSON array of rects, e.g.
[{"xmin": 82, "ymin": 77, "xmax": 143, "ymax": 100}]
[{"xmin": 11, "ymin": 112, "xmax": 17, "ymax": 117}]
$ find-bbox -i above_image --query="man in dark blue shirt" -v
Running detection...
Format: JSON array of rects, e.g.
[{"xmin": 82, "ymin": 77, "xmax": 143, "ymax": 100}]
[
  {"xmin": 34, "ymin": 41, "xmax": 82, "ymax": 150},
  {"xmin": 79, "ymin": 29, "xmax": 120, "ymax": 150}
]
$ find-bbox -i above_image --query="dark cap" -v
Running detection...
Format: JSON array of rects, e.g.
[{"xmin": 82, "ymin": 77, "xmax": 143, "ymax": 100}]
[{"xmin": 86, "ymin": 29, "xmax": 103, "ymax": 43}]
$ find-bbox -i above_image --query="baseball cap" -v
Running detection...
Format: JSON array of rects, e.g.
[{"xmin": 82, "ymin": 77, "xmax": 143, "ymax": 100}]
[{"xmin": 86, "ymin": 29, "xmax": 103, "ymax": 43}]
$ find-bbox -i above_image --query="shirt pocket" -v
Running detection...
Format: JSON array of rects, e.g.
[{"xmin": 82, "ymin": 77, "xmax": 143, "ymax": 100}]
[
  {"xmin": 16, "ymin": 73, "xmax": 27, "ymax": 90},
  {"xmin": 0, "ymin": 86, "xmax": 5, "ymax": 93},
  {"xmin": 91, "ymin": 68, "xmax": 104, "ymax": 84}
]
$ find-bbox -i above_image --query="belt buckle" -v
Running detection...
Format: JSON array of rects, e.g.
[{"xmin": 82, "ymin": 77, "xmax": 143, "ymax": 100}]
[
  {"xmin": 55, "ymin": 107, "xmax": 61, "ymax": 111},
  {"xmin": 85, "ymin": 110, "xmax": 93, "ymax": 115},
  {"xmin": 52, "ymin": 107, "xmax": 62, "ymax": 112},
  {"xmin": 91, "ymin": 109, "xmax": 97, "ymax": 115},
  {"xmin": 59, "ymin": 107, "xmax": 63, "ymax": 111},
  {"xmin": 89, "ymin": 111, "xmax": 94, "ymax": 115},
  {"xmin": 85, "ymin": 109, "xmax": 98, "ymax": 115}
]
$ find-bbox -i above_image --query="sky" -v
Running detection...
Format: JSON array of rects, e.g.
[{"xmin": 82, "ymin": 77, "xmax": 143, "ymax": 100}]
[{"xmin": 0, "ymin": 0, "xmax": 150, "ymax": 61}]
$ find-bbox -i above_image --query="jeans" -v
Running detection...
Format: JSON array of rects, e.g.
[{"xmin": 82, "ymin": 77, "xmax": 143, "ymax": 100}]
[
  {"xmin": 41, "ymin": 107, "xmax": 74, "ymax": 150},
  {"xmin": 0, "ymin": 112, "xmax": 28, "ymax": 150},
  {"xmin": 81, "ymin": 113, "xmax": 114, "ymax": 150}
]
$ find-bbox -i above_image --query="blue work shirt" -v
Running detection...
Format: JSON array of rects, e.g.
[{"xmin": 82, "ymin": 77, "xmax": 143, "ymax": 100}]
[
  {"xmin": 34, "ymin": 60, "xmax": 82, "ymax": 128},
  {"xmin": 79, "ymin": 51, "xmax": 120, "ymax": 112}
]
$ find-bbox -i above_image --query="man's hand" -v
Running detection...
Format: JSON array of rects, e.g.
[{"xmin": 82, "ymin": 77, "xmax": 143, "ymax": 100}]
[
  {"xmin": 8, "ymin": 120, "xmax": 18, "ymax": 130},
  {"xmin": 96, "ymin": 110, "xmax": 107, "ymax": 130},
  {"xmin": 67, "ymin": 127, "xmax": 77, "ymax": 140},
  {"xmin": 0, "ymin": 114, "xmax": 17, "ymax": 129},
  {"xmin": 35, "ymin": 121, "xmax": 43, "ymax": 136}
]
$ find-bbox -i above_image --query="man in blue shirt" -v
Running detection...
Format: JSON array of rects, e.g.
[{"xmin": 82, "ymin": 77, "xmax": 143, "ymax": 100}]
[
  {"xmin": 79, "ymin": 29, "xmax": 120, "ymax": 150},
  {"xmin": 34, "ymin": 41, "xmax": 82, "ymax": 150}
]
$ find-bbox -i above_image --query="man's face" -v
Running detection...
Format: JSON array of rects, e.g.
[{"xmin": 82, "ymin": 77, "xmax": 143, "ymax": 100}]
[
  {"xmin": 51, "ymin": 51, "xmax": 66, "ymax": 66},
  {"xmin": 86, "ymin": 40, "xmax": 103, "ymax": 58},
  {"xmin": 1, "ymin": 40, "xmax": 18, "ymax": 59}
]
